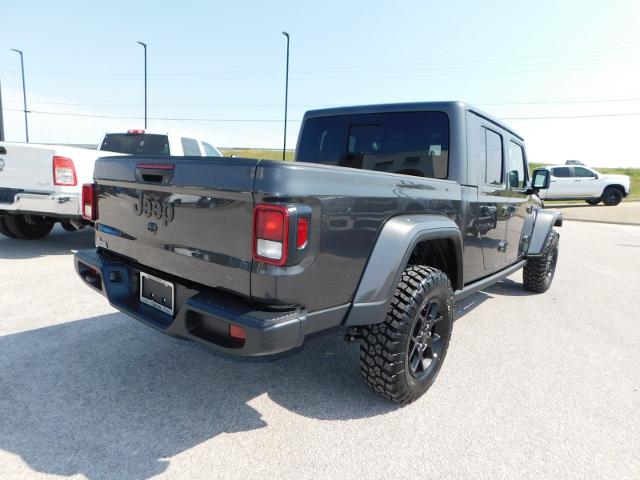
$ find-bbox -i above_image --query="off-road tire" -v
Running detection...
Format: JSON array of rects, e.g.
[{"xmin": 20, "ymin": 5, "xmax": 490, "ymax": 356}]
[
  {"xmin": 585, "ymin": 198, "xmax": 600, "ymax": 206},
  {"xmin": 602, "ymin": 187, "xmax": 623, "ymax": 206},
  {"xmin": 5, "ymin": 214, "xmax": 55, "ymax": 240},
  {"xmin": 0, "ymin": 217, "xmax": 17, "ymax": 238},
  {"xmin": 523, "ymin": 229, "xmax": 559, "ymax": 293},
  {"xmin": 360, "ymin": 266, "xmax": 454, "ymax": 405}
]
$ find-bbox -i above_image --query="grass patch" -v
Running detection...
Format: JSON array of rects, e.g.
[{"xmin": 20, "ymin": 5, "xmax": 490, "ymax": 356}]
[{"xmin": 219, "ymin": 148, "xmax": 294, "ymax": 161}]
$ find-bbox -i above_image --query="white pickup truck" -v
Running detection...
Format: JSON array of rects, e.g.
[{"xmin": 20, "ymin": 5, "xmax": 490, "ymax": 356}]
[
  {"xmin": 0, "ymin": 130, "xmax": 222, "ymax": 239},
  {"xmin": 534, "ymin": 165, "xmax": 631, "ymax": 206}
]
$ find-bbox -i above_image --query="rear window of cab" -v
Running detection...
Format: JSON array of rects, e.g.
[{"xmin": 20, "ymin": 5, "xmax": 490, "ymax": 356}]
[{"xmin": 297, "ymin": 111, "xmax": 450, "ymax": 179}]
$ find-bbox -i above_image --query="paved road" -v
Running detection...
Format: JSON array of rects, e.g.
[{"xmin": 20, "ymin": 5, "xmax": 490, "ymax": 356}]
[
  {"xmin": 547, "ymin": 201, "xmax": 640, "ymax": 226},
  {"xmin": 0, "ymin": 222, "xmax": 638, "ymax": 480}
]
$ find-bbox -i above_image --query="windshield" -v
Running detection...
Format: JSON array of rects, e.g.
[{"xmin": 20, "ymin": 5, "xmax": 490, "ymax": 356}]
[{"xmin": 100, "ymin": 134, "xmax": 170, "ymax": 155}]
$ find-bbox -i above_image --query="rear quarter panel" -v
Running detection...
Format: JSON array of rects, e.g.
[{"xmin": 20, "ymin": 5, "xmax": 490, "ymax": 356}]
[{"xmin": 251, "ymin": 160, "xmax": 463, "ymax": 312}]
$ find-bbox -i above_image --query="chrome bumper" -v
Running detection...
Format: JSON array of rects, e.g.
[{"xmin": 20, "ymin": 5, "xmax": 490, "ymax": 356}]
[{"xmin": 0, "ymin": 192, "xmax": 81, "ymax": 217}]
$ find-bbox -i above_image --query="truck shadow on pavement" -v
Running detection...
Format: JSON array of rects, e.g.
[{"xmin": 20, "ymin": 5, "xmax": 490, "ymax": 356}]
[
  {"xmin": 481, "ymin": 278, "xmax": 534, "ymax": 297},
  {"xmin": 0, "ymin": 283, "xmax": 527, "ymax": 479},
  {"xmin": 0, "ymin": 313, "xmax": 397, "ymax": 480},
  {"xmin": 0, "ymin": 226, "xmax": 94, "ymax": 260}
]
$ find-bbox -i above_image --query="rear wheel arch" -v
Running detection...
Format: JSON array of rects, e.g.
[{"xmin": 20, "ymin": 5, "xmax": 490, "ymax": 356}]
[
  {"xmin": 407, "ymin": 236, "xmax": 462, "ymax": 291},
  {"xmin": 345, "ymin": 214, "xmax": 463, "ymax": 327}
]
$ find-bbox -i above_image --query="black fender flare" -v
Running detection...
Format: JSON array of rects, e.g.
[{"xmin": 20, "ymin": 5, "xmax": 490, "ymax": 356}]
[
  {"xmin": 527, "ymin": 209, "xmax": 562, "ymax": 257},
  {"xmin": 344, "ymin": 214, "xmax": 462, "ymax": 326}
]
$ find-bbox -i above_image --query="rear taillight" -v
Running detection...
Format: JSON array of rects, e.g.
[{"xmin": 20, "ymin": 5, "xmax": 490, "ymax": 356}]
[
  {"xmin": 253, "ymin": 205, "xmax": 289, "ymax": 265},
  {"xmin": 53, "ymin": 156, "xmax": 77, "ymax": 186},
  {"xmin": 82, "ymin": 183, "xmax": 97, "ymax": 221},
  {"xmin": 127, "ymin": 129, "xmax": 145, "ymax": 135}
]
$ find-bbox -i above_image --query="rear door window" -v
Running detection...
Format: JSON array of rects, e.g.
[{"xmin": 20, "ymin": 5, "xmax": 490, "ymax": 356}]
[
  {"xmin": 181, "ymin": 137, "xmax": 202, "ymax": 156},
  {"xmin": 551, "ymin": 167, "xmax": 572, "ymax": 178},
  {"xmin": 101, "ymin": 134, "xmax": 170, "ymax": 155},
  {"xmin": 297, "ymin": 111, "xmax": 449, "ymax": 179}
]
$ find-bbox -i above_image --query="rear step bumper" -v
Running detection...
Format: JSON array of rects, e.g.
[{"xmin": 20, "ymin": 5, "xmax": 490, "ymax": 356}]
[
  {"xmin": 0, "ymin": 191, "xmax": 81, "ymax": 217},
  {"xmin": 74, "ymin": 248, "xmax": 308, "ymax": 356}
]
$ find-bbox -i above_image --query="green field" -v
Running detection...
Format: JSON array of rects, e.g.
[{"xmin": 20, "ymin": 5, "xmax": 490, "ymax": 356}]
[
  {"xmin": 218, "ymin": 150, "xmax": 638, "ymax": 201},
  {"xmin": 219, "ymin": 148, "xmax": 294, "ymax": 161}
]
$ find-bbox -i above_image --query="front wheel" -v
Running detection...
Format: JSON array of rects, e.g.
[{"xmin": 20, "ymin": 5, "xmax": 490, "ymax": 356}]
[
  {"xmin": 602, "ymin": 187, "xmax": 623, "ymax": 206},
  {"xmin": 359, "ymin": 266, "xmax": 454, "ymax": 404},
  {"xmin": 5, "ymin": 214, "xmax": 55, "ymax": 239},
  {"xmin": 523, "ymin": 229, "xmax": 559, "ymax": 293}
]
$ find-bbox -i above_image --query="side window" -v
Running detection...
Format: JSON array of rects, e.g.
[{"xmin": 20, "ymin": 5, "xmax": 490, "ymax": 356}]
[
  {"xmin": 483, "ymin": 128, "xmax": 503, "ymax": 185},
  {"xmin": 551, "ymin": 167, "xmax": 571, "ymax": 178},
  {"xmin": 574, "ymin": 167, "xmax": 596, "ymax": 178},
  {"xmin": 202, "ymin": 142, "xmax": 221, "ymax": 157},
  {"xmin": 507, "ymin": 141, "xmax": 527, "ymax": 189},
  {"xmin": 181, "ymin": 137, "xmax": 202, "ymax": 156}
]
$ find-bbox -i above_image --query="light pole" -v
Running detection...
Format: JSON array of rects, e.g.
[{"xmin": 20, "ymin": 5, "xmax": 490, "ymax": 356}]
[
  {"xmin": 137, "ymin": 41, "xmax": 147, "ymax": 129},
  {"xmin": 281, "ymin": 32, "xmax": 290, "ymax": 161},
  {"xmin": 10, "ymin": 49, "xmax": 28, "ymax": 142}
]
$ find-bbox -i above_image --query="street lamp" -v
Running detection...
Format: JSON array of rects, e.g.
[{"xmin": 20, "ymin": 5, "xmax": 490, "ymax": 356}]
[
  {"xmin": 137, "ymin": 41, "xmax": 147, "ymax": 129},
  {"xmin": 10, "ymin": 49, "xmax": 28, "ymax": 142},
  {"xmin": 281, "ymin": 32, "xmax": 290, "ymax": 161}
]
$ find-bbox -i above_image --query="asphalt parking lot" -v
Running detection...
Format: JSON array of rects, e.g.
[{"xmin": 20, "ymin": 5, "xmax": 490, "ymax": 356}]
[{"xmin": 0, "ymin": 221, "xmax": 638, "ymax": 480}]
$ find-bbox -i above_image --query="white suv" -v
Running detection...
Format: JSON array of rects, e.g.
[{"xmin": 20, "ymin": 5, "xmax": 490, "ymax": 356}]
[{"xmin": 535, "ymin": 165, "xmax": 631, "ymax": 206}]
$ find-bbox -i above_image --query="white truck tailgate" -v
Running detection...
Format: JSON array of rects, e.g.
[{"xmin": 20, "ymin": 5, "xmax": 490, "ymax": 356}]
[{"xmin": 0, "ymin": 143, "xmax": 56, "ymax": 193}]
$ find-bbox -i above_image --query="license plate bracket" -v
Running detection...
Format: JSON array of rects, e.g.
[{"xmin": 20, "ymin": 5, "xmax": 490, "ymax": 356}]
[{"xmin": 140, "ymin": 272, "xmax": 175, "ymax": 315}]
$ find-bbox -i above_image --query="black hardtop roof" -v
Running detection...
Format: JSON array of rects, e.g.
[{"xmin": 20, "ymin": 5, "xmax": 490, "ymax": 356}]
[{"xmin": 302, "ymin": 101, "xmax": 524, "ymax": 141}]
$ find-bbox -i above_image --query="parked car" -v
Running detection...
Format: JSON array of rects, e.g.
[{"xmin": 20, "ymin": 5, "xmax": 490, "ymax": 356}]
[
  {"xmin": 0, "ymin": 130, "xmax": 222, "ymax": 239},
  {"xmin": 74, "ymin": 102, "xmax": 561, "ymax": 404},
  {"xmin": 533, "ymin": 165, "xmax": 631, "ymax": 205}
]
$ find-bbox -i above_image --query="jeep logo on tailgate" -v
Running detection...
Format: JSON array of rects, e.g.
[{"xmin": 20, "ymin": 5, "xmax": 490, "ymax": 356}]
[{"xmin": 134, "ymin": 193, "xmax": 175, "ymax": 226}]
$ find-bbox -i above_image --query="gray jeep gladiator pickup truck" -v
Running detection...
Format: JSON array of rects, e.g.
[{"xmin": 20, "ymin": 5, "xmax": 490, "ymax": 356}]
[{"xmin": 74, "ymin": 102, "xmax": 561, "ymax": 404}]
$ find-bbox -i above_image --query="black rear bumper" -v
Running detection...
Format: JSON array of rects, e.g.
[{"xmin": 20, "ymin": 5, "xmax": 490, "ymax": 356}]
[{"xmin": 74, "ymin": 249, "xmax": 309, "ymax": 356}]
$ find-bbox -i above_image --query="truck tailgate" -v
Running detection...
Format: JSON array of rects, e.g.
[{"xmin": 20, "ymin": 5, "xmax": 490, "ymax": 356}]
[
  {"xmin": 0, "ymin": 143, "xmax": 57, "ymax": 193},
  {"xmin": 93, "ymin": 156, "xmax": 259, "ymax": 297}
]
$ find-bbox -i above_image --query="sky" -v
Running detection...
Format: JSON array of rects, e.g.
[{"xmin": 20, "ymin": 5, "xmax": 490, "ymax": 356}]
[{"xmin": 1, "ymin": 0, "xmax": 639, "ymax": 167}]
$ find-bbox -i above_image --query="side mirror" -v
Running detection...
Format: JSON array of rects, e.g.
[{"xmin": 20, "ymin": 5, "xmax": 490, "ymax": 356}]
[{"xmin": 531, "ymin": 169, "xmax": 550, "ymax": 190}]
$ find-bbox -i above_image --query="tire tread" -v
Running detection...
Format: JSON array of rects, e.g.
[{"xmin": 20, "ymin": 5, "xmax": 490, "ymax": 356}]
[{"xmin": 359, "ymin": 266, "xmax": 453, "ymax": 404}]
